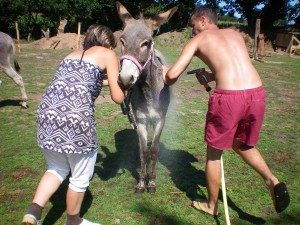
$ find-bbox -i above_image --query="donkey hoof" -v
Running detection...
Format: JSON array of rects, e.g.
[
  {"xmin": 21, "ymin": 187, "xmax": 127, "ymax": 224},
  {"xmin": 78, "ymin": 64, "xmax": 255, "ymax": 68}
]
[
  {"xmin": 135, "ymin": 188, "xmax": 146, "ymax": 194},
  {"xmin": 148, "ymin": 186, "xmax": 156, "ymax": 194},
  {"xmin": 20, "ymin": 102, "xmax": 29, "ymax": 109}
]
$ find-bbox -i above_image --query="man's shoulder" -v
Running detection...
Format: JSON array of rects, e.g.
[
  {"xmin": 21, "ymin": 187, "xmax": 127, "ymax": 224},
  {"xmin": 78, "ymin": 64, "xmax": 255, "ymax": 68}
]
[{"xmin": 220, "ymin": 28, "xmax": 240, "ymax": 35}]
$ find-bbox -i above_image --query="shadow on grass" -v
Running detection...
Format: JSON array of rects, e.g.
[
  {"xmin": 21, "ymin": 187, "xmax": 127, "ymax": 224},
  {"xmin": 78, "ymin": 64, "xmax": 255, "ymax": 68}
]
[
  {"xmin": 133, "ymin": 202, "xmax": 195, "ymax": 225},
  {"xmin": 268, "ymin": 213, "xmax": 300, "ymax": 225},
  {"xmin": 159, "ymin": 143, "xmax": 206, "ymax": 200},
  {"xmin": 42, "ymin": 177, "xmax": 93, "ymax": 225},
  {"xmin": 0, "ymin": 99, "xmax": 21, "ymax": 107},
  {"xmin": 159, "ymin": 143, "xmax": 266, "ymax": 224},
  {"xmin": 94, "ymin": 128, "xmax": 266, "ymax": 224},
  {"xmin": 94, "ymin": 129, "xmax": 140, "ymax": 182}
]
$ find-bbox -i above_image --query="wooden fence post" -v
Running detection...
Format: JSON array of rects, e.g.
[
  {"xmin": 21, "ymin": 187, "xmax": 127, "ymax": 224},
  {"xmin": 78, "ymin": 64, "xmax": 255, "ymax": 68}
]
[
  {"xmin": 253, "ymin": 19, "xmax": 261, "ymax": 59},
  {"xmin": 77, "ymin": 22, "xmax": 81, "ymax": 49},
  {"xmin": 259, "ymin": 33, "xmax": 266, "ymax": 62},
  {"xmin": 15, "ymin": 22, "xmax": 21, "ymax": 52}
]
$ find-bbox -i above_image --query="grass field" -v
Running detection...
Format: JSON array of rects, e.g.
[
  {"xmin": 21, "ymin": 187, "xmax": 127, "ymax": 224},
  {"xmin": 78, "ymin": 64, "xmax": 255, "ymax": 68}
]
[{"xmin": 0, "ymin": 47, "xmax": 299, "ymax": 225}]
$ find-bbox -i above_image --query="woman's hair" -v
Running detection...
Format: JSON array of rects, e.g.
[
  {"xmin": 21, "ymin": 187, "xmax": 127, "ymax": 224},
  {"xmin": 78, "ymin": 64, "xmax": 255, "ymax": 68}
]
[
  {"xmin": 83, "ymin": 24, "xmax": 117, "ymax": 50},
  {"xmin": 192, "ymin": 7, "xmax": 218, "ymax": 25}
]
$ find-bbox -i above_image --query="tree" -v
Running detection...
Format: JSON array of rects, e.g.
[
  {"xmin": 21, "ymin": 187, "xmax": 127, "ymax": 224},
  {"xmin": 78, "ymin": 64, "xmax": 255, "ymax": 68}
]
[
  {"xmin": 260, "ymin": 0, "xmax": 288, "ymax": 29},
  {"xmin": 215, "ymin": 0, "xmax": 262, "ymax": 32},
  {"xmin": 0, "ymin": 0, "xmax": 25, "ymax": 35},
  {"xmin": 287, "ymin": 1, "xmax": 300, "ymax": 28}
]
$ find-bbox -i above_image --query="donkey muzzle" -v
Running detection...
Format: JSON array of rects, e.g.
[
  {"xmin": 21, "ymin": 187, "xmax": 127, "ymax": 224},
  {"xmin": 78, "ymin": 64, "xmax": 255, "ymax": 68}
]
[{"xmin": 118, "ymin": 59, "xmax": 140, "ymax": 90}]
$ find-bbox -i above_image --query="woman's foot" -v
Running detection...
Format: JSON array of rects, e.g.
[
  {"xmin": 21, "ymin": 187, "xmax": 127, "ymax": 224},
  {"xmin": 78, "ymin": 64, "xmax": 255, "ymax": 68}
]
[{"xmin": 22, "ymin": 214, "xmax": 42, "ymax": 225}]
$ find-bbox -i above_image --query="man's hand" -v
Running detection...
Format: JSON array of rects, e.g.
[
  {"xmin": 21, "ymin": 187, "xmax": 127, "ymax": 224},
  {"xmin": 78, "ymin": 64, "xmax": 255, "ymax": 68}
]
[
  {"xmin": 195, "ymin": 69, "xmax": 214, "ymax": 85},
  {"xmin": 162, "ymin": 65, "xmax": 168, "ymax": 83}
]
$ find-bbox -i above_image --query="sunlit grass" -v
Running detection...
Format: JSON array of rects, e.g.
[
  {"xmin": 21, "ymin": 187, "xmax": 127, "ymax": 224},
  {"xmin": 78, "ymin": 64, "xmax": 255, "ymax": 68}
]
[{"xmin": 0, "ymin": 47, "xmax": 299, "ymax": 224}]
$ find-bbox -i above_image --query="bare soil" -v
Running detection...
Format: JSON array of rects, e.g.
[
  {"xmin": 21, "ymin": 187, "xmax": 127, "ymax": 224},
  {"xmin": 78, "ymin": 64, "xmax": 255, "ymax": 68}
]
[
  {"xmin": 21, "ymin": 29, "xmax": 263, "ymax": 51},
  {"xmin": 21, "ymin": 29, "xmax": 299, "ymax": 57},
  {"xmin": 22, "ymin": 33, "xmax": 86, "ymax": 50}
]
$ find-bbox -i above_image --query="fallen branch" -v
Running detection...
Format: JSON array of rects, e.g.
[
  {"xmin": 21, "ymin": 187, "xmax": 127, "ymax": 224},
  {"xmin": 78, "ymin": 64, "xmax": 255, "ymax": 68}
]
[{"xmin": 49, "ymin": 40, "xmax": 60, "ymax": 49}]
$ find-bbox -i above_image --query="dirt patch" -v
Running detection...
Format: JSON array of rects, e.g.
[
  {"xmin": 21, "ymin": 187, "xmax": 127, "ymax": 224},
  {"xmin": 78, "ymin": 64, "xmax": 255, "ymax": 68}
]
[
  {"xmin": 21, "ymin": 29, "xmax": 298, "ymax": 58},
  {"xmin": 20, "ymin": 29, "xmax": 269, "ymax": 52},
  {"xmin": 155, "ymin": 30, "xmax": 187, "ymax": 48},
  {"xmin": 11, "ymin": 168, "xmax": 38, "ymax": 181},
  {"xmin": 21, "ymin": 31, "xmax": 121, "ymax": 50},
  {"xmin": 22, "ymin": 33, "xmax": 85, "ymax": 50},
  {"xmin": 95, "ymin": 94, "xmax": 114, "ymax": 104},
  {"xmin": 28, "ymin": 93, "xmax": 43, "ymax": 101}
]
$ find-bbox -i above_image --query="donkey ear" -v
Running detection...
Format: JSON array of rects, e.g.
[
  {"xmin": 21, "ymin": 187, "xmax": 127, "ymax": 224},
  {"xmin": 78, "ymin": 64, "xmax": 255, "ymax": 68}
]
[
  {"xmin": 149, "ymin": 7, "xmax": 178, "ymax": 31},
  {"xmin": 116, "ymin": 1, "xmax": 133, "ymax": 25}
]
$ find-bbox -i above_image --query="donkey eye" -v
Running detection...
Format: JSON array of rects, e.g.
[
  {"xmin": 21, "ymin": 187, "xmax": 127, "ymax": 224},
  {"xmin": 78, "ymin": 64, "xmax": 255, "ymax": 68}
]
[{"xmin": 141, "ymin": 40, "xmax": 150, "ymax": 48}]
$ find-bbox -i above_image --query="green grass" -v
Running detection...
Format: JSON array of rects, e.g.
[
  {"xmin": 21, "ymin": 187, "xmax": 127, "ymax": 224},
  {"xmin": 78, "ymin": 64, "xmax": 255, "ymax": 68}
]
[{"xmin": 0, "ymin": 47, "xmax": 299, "ymax": 225}]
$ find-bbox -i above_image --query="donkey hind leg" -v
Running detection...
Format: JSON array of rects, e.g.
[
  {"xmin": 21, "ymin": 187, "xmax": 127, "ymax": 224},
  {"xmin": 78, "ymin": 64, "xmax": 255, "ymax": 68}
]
[
  {"xmin": 148, "ymin": 118, "xmax": 165, "ymax": 194},
  {"xmin": 135, "ymin": 121, "xmax": 149, "ymax": 193},
  {"xmin": 3, "ymin": 66, "xmax": 28, "ymax": 108}
]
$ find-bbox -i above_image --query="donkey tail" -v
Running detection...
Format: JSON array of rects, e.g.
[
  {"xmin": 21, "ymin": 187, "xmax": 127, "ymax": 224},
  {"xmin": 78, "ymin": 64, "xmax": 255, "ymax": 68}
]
[
  {"xmin": 11, "ymin": 39, "xmax": 20, "ymax": 72},
  {"xmin": 14, "ymin": 60, "xmax": 20, "ymax": 72}
]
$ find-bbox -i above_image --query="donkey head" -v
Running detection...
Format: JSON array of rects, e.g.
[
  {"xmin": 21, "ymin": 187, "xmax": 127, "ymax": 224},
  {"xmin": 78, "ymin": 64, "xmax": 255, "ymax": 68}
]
[{"xmin": 116, "ymin": 1, "xmax": 177, "ymax": 90}]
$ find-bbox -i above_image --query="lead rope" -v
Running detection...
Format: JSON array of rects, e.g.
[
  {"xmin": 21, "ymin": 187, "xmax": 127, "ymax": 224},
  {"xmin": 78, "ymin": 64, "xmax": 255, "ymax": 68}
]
[
  {"xmin": 79, "ymin": 50, "xmax": 85, "ymax": 64},
  {"xmin": 120, "ymin": 88, "xmax": 137, "ymax": 129}
]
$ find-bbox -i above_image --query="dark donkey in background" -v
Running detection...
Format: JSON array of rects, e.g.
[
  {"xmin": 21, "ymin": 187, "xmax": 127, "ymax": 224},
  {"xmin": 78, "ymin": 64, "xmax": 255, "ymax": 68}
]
[{"xmin": 116, "ymin": 2, "xmax": 177, "ymax": 193}]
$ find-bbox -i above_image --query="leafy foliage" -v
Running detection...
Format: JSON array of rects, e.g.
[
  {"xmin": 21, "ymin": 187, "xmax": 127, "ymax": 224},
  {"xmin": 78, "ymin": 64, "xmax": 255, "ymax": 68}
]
[{"xmin": 0, "ymin": 0, "xmax": 298, "ymax": 39}]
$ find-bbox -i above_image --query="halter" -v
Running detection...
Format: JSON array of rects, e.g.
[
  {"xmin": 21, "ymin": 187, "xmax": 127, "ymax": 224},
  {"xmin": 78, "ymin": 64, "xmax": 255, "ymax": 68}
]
[
  {"xmin": 119, "ymin": 41, "xmax": 157, "ymax": 73},
  {"xmin": 119, "ymin": 41, "xmax": 159, "ymax": 130}
]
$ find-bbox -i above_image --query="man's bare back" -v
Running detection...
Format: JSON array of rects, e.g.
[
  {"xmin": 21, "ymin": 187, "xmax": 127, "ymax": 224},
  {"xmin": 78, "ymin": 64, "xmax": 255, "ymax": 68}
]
[
  {"xmin": 164, "ymin": 13, "xmax": 262, "ymax": 90},
  {"xmin": 193, "ymin": 28, "xmax": 262, "ymax": 90}
]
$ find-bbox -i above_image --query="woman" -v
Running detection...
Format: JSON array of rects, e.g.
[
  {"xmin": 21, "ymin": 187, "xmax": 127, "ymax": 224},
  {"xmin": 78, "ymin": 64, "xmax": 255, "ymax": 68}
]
[{"xmin": 22, "ymin": 24, "xmax": 124, "ymax": 225}]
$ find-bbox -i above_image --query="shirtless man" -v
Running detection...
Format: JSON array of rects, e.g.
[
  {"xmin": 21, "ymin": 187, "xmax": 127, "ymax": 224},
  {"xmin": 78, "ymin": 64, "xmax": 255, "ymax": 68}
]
[{"xmin": 163, "ymin": 6, "xmax": 290, "ymax": 216}]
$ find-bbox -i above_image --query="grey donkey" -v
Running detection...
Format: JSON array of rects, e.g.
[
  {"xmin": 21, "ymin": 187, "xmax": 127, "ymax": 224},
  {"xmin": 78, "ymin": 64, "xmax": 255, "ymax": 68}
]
[{"xmin": 116, "ymin": 1, "xmax": 177, "ymax": 193}]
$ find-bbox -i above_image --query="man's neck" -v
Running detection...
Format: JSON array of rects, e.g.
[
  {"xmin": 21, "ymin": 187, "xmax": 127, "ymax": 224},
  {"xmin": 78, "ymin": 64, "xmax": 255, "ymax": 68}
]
[{"xmin": 207, "ymin": 24, "xmax": 219, "ymax": 30}]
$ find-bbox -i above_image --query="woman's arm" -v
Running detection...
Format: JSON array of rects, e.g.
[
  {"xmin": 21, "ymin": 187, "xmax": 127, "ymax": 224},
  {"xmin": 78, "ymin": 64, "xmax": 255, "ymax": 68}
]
[
  {"xmin": 105, "ymin": 50, "xmax": 125, "ymax": 104},
  {"xmin": 102, "ymin": 75, "xmax": 109, "ymax": 86}
]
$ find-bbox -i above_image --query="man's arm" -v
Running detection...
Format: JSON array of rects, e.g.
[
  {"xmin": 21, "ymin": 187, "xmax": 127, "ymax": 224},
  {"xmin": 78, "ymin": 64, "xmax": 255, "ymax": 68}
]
[{"xmin": 163, "ymin": 38, "xmax": 198, "ymax": 85}]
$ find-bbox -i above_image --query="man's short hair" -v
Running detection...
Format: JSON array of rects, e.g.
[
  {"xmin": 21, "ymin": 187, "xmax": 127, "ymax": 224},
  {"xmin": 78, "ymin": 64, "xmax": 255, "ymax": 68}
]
[{"xmin": 192, "ymin": 7, "xmax": 218, "ymax": 25}]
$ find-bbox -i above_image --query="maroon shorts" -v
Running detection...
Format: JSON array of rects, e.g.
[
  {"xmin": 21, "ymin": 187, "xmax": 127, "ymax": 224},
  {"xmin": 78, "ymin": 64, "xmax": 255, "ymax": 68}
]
[{"xmin": 205, "ymin": 86, "xmax": 265, "ymax": 150}]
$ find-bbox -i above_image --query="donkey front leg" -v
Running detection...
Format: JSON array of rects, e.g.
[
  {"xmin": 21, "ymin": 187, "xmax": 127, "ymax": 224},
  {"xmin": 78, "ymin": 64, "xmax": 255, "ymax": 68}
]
[
  {"xmin": 148, "ymin": 119, "xmax": 165, "ymax": 194},
  {"xmin": 136, "ymin": 122, "xmax": 148, "ymax": 193}
]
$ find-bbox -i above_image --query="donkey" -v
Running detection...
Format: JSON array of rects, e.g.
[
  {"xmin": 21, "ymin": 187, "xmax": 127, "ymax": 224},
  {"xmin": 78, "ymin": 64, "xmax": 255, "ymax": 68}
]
[
  {"xmin": 0, "ymin": 31, "xmax": 28, "ymax": 108},
  {"xmin": 116, "ymin": 2, "xmax": 177, "ymax": 193}
]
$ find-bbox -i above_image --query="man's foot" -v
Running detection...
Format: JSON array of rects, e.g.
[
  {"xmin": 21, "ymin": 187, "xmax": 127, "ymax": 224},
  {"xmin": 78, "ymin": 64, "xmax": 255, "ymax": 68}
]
[
  {"xmin": 191, "ymin": 200, "xmax": 219, "ymax": 216},
  {"xmin": 22, "ymin": 214, "xmax": 42, "ymax": 225},
  {"xmin": 271, "ymin": 182, "xmax": 290, "ymax": 213}
]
